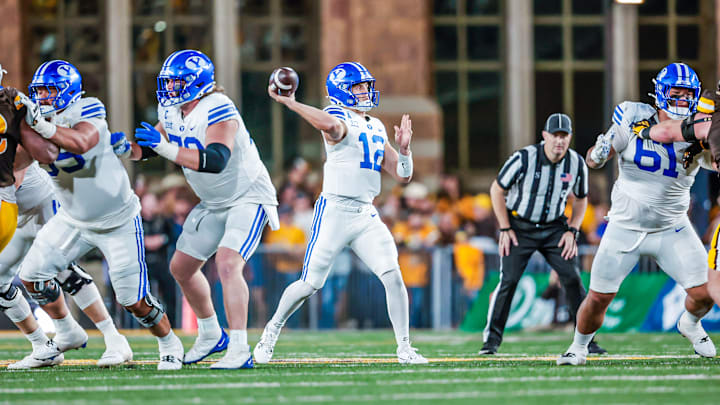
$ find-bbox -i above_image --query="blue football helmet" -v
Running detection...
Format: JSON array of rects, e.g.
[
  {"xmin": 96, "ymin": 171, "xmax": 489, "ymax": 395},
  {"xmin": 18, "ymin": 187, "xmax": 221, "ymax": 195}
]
[
  {"xmin": 652, "ymin": 62, "xmax": 701, "ymax": 120},
  {"xmin": 29, "ymin": 60, "xmax": 83, "ymax": 116},
  {"xmin": 326, "ymin": 62, "xmax": 379, "ymax": 112},
  {"xmin": 156, "ymin": 50, "xmax": 215, "ymax": 107}
]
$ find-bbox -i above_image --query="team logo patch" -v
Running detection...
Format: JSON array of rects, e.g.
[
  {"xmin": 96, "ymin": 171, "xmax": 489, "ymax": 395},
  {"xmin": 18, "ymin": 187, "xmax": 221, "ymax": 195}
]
[
  {"xmin": 560, "ymin": 173, "xmax": 573, "ymax": 183},
  {"xmin": 0, "ymin": 138, "xmax": 6, "ymax": 154},
  {"xmin": 330, "ymin": 69, "xmax": 346, "ymax": 85},
  {"xmin": 185, "ymin": 56, "xmax": 208, "ymax": 70},
  {"xmin": 0, "ymin": 113, "xmax": 6, "ymax": 134},
  {"xmin": 56, "ymin": 64, "xmax": 72, "ymax": 76}
]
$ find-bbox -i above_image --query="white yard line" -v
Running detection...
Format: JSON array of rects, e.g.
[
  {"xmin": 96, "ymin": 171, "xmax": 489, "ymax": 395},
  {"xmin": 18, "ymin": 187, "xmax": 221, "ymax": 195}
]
[{"xmin": 2, "ymin": 374, "xmax": 719, "ymax": 394}]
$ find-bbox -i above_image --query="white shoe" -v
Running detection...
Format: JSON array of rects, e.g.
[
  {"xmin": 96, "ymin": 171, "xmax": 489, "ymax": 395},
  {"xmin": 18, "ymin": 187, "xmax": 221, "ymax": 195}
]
[
  {"xmin": 397, "ymin": 345, "xmax": 429, "ymax": 365},
  {"xmin": 97, "ymin": 334, "xmax": 133, "ymax": 367},
  {"xmin": 677, "ymin": 312, "xmax": 717, "ymax": 358},
  {"xmin": 158, "ymin": 335, "xmax": 184, "ymax": 371},
  {"xmin": 7, "ymin": 342, "xmax": 64, "ymax": 369},
  {"xmin": 183, "ymin": 329, "xmax": 228, "ymax": 364},
  {"xmin": 557, "ymin": 346, "xmax": 588, "ymax": 366},
  {"xmin": 253, "ymin": 326, "xmax": 279, "ymax": 364},
  {"xmin": 54, "ymin": 326, "xmax": 88, "ymax": 352},
  {"xmin": 210, "ymin": 344, "xmax": 254, "ymax": 369}
]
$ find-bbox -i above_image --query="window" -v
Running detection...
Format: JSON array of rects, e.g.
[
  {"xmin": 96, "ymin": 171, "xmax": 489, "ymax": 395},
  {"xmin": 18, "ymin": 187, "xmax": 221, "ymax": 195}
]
[
  {"xmin": 238, "ymin": 0, "xmax": 318, "ymax": 174},
  {"xmin": 25, "ymin": 0, "xmax": 106, "ymax": 102},
  {"xmin": 534, "ymin": 1, "xmax": 606, "ymax": 152},
  {"xmin": 637, "ymin": 0, "xmax": 711, "ymax": 106},
  {"xmin": 433, "ymin": 0, "xmax": 504, "ymax": 172},
  {"xmin": 130, "ymin": 0, "xmax": 212, "ymax": 172}
]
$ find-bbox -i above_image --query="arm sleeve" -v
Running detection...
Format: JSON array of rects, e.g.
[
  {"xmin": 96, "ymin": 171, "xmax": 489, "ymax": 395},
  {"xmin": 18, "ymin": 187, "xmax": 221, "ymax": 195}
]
[
  {"xmin": 496, "ymin": 150, "xmax": 524, "ymax": 190},
  {"xmin": 197, "ymin": 142, "xmax": 231, "ymax": 173},
  {"xmin": 573, "ymin": 154, "xmax": 589, "ymax": 198}
]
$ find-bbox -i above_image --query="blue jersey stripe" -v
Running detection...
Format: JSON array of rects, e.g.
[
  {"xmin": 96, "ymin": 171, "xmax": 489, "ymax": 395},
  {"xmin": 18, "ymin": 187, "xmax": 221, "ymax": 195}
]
[
  {"xmin": 82, "ymin": 103, "xmax": 103, "ymax": 110},
  {"xmin": 208, "ymin": 112, "xmax": 238, "ymax": 126},
  {"xmin": 208, "ymin": 106, "xmax": 236, "ymax": 121},
  {"xmin": 326, "ymin": 110, "xmax": 345, "ymax": 118},
  {"xmin": 209, "ymin": 103, "xmax": 234, "ymax": 113},
  {"xmin": 81, "ymin": 107, "xmax": 106, "ymax": 118}
]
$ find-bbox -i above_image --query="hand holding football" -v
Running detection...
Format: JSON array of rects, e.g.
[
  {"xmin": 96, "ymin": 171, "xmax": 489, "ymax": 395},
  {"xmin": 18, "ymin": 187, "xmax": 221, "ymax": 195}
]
[{"xmin": 269, "ymin": 67, "xmax": 299, "ymax": 97}]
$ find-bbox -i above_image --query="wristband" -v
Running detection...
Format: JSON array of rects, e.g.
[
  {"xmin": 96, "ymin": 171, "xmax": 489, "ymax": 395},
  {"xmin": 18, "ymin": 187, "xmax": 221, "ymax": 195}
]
[
  {"xmin": 154, "ymin": 140, "xmax": 180, "ymax": 161},
  {"xmin": 567, "ymin": 226, "xmax": 579, "ymax": 240},
  {"xmin": 499, "ymin": 227, "xmax": 511, "ymax": 232},
  {"xmin": 396, "ymin": 151, "xmax": 413, "ymax": 178},
  {"xmin": 33, "ymin": 119, "xmax": 57, "ymax": 139}
]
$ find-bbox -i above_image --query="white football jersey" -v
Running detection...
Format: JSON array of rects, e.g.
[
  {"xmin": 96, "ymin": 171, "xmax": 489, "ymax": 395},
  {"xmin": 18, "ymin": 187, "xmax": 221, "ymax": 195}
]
[
  {"xmin": 45, "ymin": 96, "xmax": 140, "ymax": 229},
  {"xmin": 16, "ymin": 162, "xmax": 56, "ymax": 215},
  {"xmin": 608, "ymin": 101, "xmax": 712, "ymax": 232},
  {"xmin": 158, "ymin": 93, "xmax": 277, "ymax": 208},
  {"xmin": 321, "ymin": 105, "xmax": 388, "ymax": 203}
]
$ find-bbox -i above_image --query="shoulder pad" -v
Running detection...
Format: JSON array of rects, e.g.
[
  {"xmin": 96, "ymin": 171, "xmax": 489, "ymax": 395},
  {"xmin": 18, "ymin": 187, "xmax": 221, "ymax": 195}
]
[
  {"xmin": 75, "ymin": 97, "xmax": 106, "ymax": 121},
  {"xmin": 613, "ymin": 101, "xmax": 655, "ymax": 129},
  {"xmin": 201, "ymin": 93, "xmax": 238, "ymax": 126}
]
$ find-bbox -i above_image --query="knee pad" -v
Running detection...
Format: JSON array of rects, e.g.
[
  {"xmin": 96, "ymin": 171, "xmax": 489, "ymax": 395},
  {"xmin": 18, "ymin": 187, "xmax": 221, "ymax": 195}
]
[
  {"xmin": 0, "ymin": 285, "xmax": 31, "ymax": 322},
  {"xmin": 28, "ymin": 279, "xmax": 61, "ymax": 306},
  {"xmin": 130, "ymin": 293, "xmax": 165, "ymax": 328},
  {"xmin": 55, "ymin": 263, "xmax": 94, "ymax": 296}
]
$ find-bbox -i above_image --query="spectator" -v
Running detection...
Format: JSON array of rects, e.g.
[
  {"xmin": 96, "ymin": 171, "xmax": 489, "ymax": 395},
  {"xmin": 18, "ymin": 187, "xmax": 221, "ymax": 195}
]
[{"xmin": 453, "ymin": 231, "xmax": 485, "ymax": 312}]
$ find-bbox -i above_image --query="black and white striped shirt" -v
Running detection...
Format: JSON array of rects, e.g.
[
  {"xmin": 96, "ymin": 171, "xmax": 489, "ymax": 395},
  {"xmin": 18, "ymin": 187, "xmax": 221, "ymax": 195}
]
[{"xmin": 497, "ymin": 143, "xmax": 588, "ymax": 223}]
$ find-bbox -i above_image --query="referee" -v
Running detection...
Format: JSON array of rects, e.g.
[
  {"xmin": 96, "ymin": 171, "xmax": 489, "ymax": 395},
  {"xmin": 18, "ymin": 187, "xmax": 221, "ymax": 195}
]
[{"xmin": 480, "ymin": 113, "xmax": 605, "ymax": 355}]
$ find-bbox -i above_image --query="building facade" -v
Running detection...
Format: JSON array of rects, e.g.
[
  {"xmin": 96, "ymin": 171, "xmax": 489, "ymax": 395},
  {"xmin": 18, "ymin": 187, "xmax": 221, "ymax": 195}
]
[{"xmin": 0, "ymin": 0, "xmax": 716, "ymax": 190}]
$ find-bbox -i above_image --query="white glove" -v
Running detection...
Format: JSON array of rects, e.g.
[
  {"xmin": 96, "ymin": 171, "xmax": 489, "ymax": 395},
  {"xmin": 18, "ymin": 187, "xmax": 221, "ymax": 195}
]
[
  {"xmin": 14, "ymin": 92, "xmax": 56, "ymax": 139},
  {"xmin": 589, "ymin": 132, "xmax": 612, "ymax": 165}
]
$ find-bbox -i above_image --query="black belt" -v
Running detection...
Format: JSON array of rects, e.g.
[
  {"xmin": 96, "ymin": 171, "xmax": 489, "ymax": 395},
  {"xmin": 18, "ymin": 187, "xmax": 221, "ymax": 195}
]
[{"xmin": 508, "ymin": 210, "xmax": 565, "ymax": 230}]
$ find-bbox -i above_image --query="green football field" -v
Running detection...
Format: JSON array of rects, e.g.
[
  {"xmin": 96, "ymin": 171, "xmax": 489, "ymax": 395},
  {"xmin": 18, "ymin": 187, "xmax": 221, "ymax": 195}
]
[{"xmin": 1, "ymin": 329, "xmax": 719, "ymax": 404}]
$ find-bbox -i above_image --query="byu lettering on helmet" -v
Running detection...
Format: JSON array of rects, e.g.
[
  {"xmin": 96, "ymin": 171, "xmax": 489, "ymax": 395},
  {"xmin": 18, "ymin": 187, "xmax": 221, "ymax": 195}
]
[
  {"xmin": 651, "ymin": 62, "xmax": 701, "ymax": 120},
  {"xmin": 156, "ymin": 50, "xmax": 216, "ymax": 107},
  {"xmin": 29, "ymin": 60, "xmax": 83, "ymax": 116},
  {"xmin": 325, "ymin": 62, "xmax": 379, "ymax": 112}
]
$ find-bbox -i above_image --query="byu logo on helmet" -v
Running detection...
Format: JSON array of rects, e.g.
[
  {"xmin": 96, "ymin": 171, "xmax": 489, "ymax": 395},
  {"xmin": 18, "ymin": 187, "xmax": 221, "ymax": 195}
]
[
  {"xmin": 29, "ymin": 60, "xmax": 83, "ymax": 116},
  {"xmin": 157, "ymin": 50, "xmax": 216, "ymax": 107},
  {"xmin": 651, "ymin": 62, "xmax": 701, "ymax": 120},
  {"xmin": 326, "ymin": 62, "xmax": 379, "ymax": 112}
]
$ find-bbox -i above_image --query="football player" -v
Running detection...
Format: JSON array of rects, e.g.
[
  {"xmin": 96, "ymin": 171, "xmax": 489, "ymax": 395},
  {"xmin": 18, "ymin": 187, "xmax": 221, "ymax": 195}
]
[
  {"xmin": 254, "ymin": 62, "xmax": 428, "ymax": 365},
  {"xmin": 15, "ymin": 60, "xmax": 184, "ymax": 370},
  {"xmin": 3, "ymin": 161, "xmax": 132, "ymax": 369},
  {"xmin": 124, "ymin": 50, "xmax": 279, "ymax": 369},
  {"xmin": 558, "ymin": 63, "xmax": 717, "ymax": 365}
]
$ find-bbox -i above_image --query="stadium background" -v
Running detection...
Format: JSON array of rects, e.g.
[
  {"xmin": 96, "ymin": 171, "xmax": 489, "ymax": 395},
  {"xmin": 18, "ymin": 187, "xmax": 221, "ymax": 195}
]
[{"xmin": 0, "ymin": 0, "xmax": 719, "ymax": 334}]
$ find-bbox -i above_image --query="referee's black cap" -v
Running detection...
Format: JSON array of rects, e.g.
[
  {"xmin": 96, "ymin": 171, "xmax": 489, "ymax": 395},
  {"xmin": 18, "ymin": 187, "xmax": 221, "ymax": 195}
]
[{"xmin": 544, "ymin": 113, "xmax": 572, "ymax": 134}]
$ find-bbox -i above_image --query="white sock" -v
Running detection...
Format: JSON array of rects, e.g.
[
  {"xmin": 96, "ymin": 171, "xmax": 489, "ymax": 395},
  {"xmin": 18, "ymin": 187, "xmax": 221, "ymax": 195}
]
[
  {"xmin": 95, "ymin": 318, "xmax": 120, "ymax": 338},
  {"xmin": 269, "ymin": 280, "xmax": 317, "ymax": 331},
  {"xmin": 229, "ymin": 329, "xmax": 248, "ymax": 350},
  {"xmin": 379, "ymin": 270, "xmax": 410, "ymax": 348},
  {"xmin": 53, "ymin": 313, "xmax": 80, "ymax": 335},
  {"xmin": 681, "ymin": 311, "xmax": 702, "ymax": 325},
  {"xmin": 157, "ymin": 330, "xmax": 179, "ymax": 352},
  {"xmin": 571, "ymin": 329, "xmax": 595, "ymax": 349},
  {"xmin": 197, "ymin": 314, "xmax": 222, "ymax": 338},
  {"xmin": 26, "ymin": 327, "xmax": 49, "ymax": 348}
]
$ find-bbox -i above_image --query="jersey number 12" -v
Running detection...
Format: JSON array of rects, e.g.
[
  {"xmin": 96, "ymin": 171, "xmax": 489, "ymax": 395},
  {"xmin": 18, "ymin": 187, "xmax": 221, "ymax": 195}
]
[{"xmin": 359, "ymin": 132, "xmax": 384, "ymax": 172}]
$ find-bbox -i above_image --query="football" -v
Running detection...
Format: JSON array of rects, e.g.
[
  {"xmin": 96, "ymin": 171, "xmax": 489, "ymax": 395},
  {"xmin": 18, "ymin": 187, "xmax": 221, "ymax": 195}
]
[{"xmin": 269, "ymin": 67, "xmax": 299, "ymax": 96}]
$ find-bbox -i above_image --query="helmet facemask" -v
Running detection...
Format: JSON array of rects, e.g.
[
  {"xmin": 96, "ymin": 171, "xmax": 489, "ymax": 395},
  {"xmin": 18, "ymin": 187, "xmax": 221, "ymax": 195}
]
[{"xmin": 29, "ymin": 82, "xmax": 74, "ymax": 117}]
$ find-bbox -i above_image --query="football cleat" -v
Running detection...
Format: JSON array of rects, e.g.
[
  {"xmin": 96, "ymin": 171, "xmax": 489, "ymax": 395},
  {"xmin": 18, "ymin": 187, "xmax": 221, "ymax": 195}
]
[
  {"xmin": 209, "ymin": 344, "xmax": 254, "ymax": 369},
  {"xmin": 158, "ymin": 335, "xmax": 184, "ymax": 371},
  {"xmin": 587, "ymin": 340, "xmax": 608, "ymax": 355},
  {"xmin": 97, "ymin": 334, "xmax": 133, "ymax": 367},
  {"xmin": 54, "ymin": 325, "xmax": 88, "ymax": 352},
  {"xmin": 677, "ymin": 312, "xmax": 717, "ymax": 358},
  {"xmin": 478, "ymin": 342, "xmax": 498, "ymax": 355},
  {"xmin": 397, "ymin": 345, "xmax": 429, "ymax": 365},
  {"xmin": 183, "ymin": 329, "xmax": 228, "ymax": 364},
  {"xmin": 557, "ymin": 346, "xmax": 588, "ymax": 366},
  {"xmin": 253, "ymin": 326, "xmax": 279, "ymax": 364},
  {"xmin": 8, "ymin": 350, "xmax": 64, "ymax": 370}
]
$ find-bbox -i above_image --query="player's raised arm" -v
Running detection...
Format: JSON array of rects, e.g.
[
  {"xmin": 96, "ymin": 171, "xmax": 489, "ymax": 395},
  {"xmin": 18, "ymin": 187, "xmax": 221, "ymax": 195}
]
[
  {"xmin": 268, "ymin": 86, "xmax": 347, "ymax": 142},
  {"xmin": 381, "ymin": 114, "xmax": 413, "ymax": 183}
]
